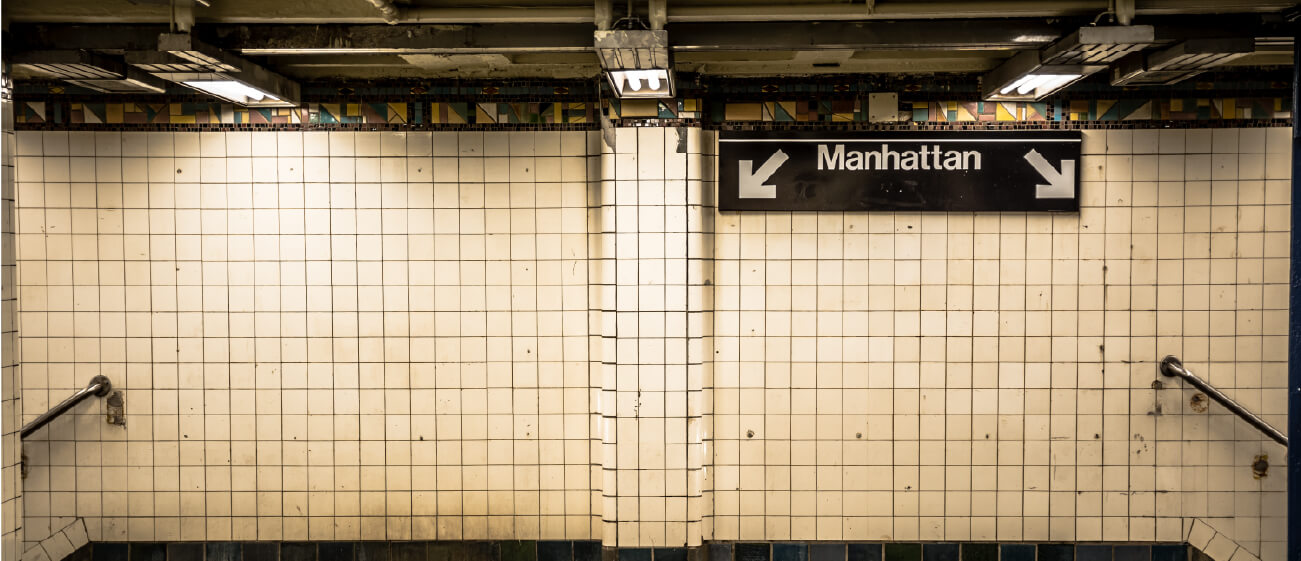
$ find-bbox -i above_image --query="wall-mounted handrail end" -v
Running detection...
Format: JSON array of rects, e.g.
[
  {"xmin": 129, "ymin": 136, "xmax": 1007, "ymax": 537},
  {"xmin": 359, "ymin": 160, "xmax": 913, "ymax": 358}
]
[
  {"xmin": 1159, "ymin": 355, "xmax": 1288, "ymax": 448},
  {"xmin": 20, "ymin": 375, "xmax": 114, "ymax": 439},
  {"xmin": 1159, "ymin": 355, "xmax": 1186, "ymax": 378},
  {"xmin": 88, "ymin": 375, "xmax": 111, "ymax": 397}
]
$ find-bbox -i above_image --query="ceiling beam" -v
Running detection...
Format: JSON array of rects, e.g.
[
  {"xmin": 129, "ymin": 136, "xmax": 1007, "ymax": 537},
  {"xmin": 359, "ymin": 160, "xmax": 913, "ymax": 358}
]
[
  {"xmin": 6, "ymin": 21, "xmax": 1075, "ymax": 55},
  {"xmin": 668, "ymin": 20, "xmax": 1069, "ymax": 51},
  {"xmin": 4, "ymin": 17, "xmax": 1290, "ymax": 58}
]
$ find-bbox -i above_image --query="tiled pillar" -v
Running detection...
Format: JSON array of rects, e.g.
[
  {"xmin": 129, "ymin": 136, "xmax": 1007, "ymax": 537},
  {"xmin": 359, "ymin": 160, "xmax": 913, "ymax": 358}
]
[
  {"xmin": 1, "ymin": 78, "xmax": 23, "ymax": 561},
  {"xmin": 593, "ymin": 126, "xmax": 712, "ymax": 548}
]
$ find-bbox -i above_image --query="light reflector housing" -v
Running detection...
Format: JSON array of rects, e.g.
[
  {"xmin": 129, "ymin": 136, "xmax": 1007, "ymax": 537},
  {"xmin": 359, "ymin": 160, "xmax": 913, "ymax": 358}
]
[
  {"xmin": 11, "ymin": 50, "xmax": 168, "ymax": 94},
  {"xmin": 983, "ymin": 25, "xmax": 1155, "ymax": 101},
  {"xmin": 143, "ymin": 33, "xmax": 301, "ymax": 107},
  {"xmin": 982, "ymin": 50, "xmax": 1097, "ymax": 101},
  {"xmin": 182, "ymin": 79, "xmax": 282, "ymax": 105},
  {"xmin": 606, "ymin": 69, "xmax": 673, "ymax": 98},
  {"xmin": 595, "ymin": 29, "xmax": 675, "ymax": 99},
  {"xmin": 1110, "ymin": 38, "xmax": 1255, "ymax": 86},
  {"xmin": 1039, "ymin": 25, "xmax": 1155, "ymax": 65}
]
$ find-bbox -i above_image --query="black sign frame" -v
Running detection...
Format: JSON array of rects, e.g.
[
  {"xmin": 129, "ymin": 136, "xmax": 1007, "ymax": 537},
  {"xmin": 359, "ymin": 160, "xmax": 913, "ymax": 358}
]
[{"xmin": 717, "ymin": 129, "xmax": 1082, "ymax": 212}]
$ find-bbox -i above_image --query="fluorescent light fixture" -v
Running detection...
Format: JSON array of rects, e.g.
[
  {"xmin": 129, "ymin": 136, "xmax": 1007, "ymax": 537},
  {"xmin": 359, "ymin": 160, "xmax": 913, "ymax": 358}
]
[
  {"xmin": 1110, "ymin": 38, "xmax": 1255, "ymax": 86},
  {"xmin": 983, "ymin": 25, "xmax": 1156, "ymax": 101},
  {"xmin": 999, "ymin": 73, "xmax": 1082, "ymax": 96},
  {"xmin": 1039, "ymin": 25, "xmax": 1155, "ymax": 65},
  {"xmin": 143, "ymin": 33, "xmax": 301, "ymax": 107},
  {"xmin": 982, "ymin": 50, "xmax": 1096, "ymax": 101},
  {"xmin": 158, "ymin": 33, "xmax": 241, "ymax": 72},
  {"xmin": 11, "ymin": 50, "xmax": 169, "ymax": 94},
  {"xmin": 606, "ymin": 69, "xmax": 673, "ymax": 98},
  {"xmin": 595, "ymin": 29, "xmax": 675, "ymax": 99},
  {"xmin": 182, "ymin": 79, "xmax": 281, "ymax": 104}
]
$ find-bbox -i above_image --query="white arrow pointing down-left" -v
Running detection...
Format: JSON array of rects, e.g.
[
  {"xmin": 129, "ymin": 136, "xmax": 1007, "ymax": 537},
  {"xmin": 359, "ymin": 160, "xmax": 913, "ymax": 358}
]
[{"xmin": 738, "ymin": 149, "xmax": 790, "ymax": 199}]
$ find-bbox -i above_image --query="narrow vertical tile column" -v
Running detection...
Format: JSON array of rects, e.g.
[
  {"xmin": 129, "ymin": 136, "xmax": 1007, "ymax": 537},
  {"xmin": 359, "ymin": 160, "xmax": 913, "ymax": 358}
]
[
  {"xmin": 1287, "ymin": 32, "xmax": 1301, "ymax": 561},
  {"xmin": 1, "ymin": 77, "xmax": 24, "ymax": 561},
  {"xmin": 594, "ymin": 126, "xmax": 712, "ymax": 548}
]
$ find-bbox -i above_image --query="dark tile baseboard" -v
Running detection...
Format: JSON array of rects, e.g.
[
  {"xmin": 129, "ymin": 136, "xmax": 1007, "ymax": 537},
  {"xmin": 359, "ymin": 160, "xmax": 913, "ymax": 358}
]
[{"xmin": 69, "ymin": 541, "xmax": 1192, "ymax": 561}]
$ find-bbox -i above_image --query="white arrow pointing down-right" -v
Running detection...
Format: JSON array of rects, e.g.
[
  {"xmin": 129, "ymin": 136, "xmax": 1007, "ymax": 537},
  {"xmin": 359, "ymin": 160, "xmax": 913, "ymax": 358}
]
[{"xmin": 1024, "ymin": 149, "xmax": 1076, "ymax": 199}]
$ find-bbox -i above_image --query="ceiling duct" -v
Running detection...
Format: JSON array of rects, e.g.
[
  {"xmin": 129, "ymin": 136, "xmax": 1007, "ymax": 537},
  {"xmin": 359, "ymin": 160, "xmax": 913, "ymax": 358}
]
[
  {"xmin": 132, "ymin": 33, "xmax": 301, "ymax": 107},
  {"xmin": 982, "ymin": 25, "xmax": 1156, "ymax": 101},
  {"xmin": 11, "ymin": 50, "xmax": 168, "ymax": 93},
  {"xmin": 1110, "ymin": 38, "xmax": 1255, "ymax": 86}
]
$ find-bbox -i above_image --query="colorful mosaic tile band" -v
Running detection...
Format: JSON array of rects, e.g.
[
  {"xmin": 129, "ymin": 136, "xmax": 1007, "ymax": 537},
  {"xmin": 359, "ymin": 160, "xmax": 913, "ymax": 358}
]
[
  {"xmin": 708, "ymin": 100, "xmax": 864, "ymax": 123},
  {"xmin": 603, "ymin": 98, "xmax": 704, "ymax": 120},
  {"xmin": 13, "ymin": 95, "xmax": 1291, "ymax": 129},
  {"xmin": 909, "ymin": 101, "xmax": 1049, "ymax": 122},
  {"xmin": 1053, "ymin": 97, "xmax": 1289, "ymax": 121},
  {"xmin": 704, "ymin": 98, "xmax": 1288, "ymax": 123},
  {"xmin": 15, "ymin": 100, "xmax": 598, "ymax": 127},
  {"xmin": 429, "ymin": 101, "xmax": 594, "ymax": 124}
]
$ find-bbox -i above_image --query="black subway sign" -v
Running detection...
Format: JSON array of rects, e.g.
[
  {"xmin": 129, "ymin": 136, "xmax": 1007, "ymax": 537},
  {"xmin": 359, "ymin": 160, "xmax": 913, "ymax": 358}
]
[{"xmin": 718, "ymin": 130, "xmax": 1081, "ymax": 212}]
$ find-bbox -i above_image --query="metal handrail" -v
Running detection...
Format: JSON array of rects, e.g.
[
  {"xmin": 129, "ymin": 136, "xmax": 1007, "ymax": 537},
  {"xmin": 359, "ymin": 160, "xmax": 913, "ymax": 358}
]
[
  {"xmin": 1160, "ymin": 356, "xmax": 1288, "ymax": 447},
  {"xmin": 20, "ymin": 375, "xmax": 112, "ymax": 439}
]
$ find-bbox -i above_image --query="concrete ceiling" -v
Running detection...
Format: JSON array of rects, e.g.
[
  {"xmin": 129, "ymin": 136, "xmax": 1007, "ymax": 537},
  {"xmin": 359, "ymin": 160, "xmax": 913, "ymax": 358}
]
[{"xmin": 2, "ymin": 0, "xmax": 1296, "ymax": 81}]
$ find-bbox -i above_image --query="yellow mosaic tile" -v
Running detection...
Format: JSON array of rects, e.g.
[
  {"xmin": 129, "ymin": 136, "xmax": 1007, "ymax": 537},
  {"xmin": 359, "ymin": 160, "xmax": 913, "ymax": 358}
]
[
  {"xmin": 996, "ymin": 103, "xmax": 1016, "ymax": 121},
  {"xmin": 476, "ymin": 104, "xmax": 497, "ymax": 123},
  {"xmin": 388, "ymin": 103, "xmax": 407, "ymax": 123},
  {"xmin": 1096, "ymin": 100, "xmax": 1115, "ymax": 119},
  {"xmin": 1125, "ymin": 101, "xmax": 1152, "ymax": 120},
  {"xmin": 725, "ymin": 103, "xmax": 762, "ymax": 121},
  {"xmin": 619, "ymin": 100, "xmax": 659, "ymax": 118}
]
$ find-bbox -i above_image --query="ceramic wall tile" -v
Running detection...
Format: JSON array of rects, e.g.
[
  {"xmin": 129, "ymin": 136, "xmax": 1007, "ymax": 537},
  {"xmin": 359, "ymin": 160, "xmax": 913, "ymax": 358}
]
[
  {"xmin": 706, "ymin": 128, "xmax": 1287, "ymax": 557},
  {"xmin": 6, "ymin": 127, "xmax": 1288, "ymax": 558}
]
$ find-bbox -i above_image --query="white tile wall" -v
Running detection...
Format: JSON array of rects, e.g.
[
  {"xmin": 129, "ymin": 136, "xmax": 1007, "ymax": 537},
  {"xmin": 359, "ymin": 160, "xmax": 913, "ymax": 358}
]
[
  {"xmin": 13, "ymin": 130, "xmax": 598, "ymax": 544},
  {"xmin": 3, "ymin": 92, "xmax": 25, "ymax": 561},
  {"xmin": 706, "ymin": 128, "xmax": 1289, "ymax": 560},
  {"xmin": 6, "ymin": 126, "xmax": 1289, "ymax": 559},
  {"xmin": 592, "ymin": 127, "xmax": 712, "ymax": 547}
]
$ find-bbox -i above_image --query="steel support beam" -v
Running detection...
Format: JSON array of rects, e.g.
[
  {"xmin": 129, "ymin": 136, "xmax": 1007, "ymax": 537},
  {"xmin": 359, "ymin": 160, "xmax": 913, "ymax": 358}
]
[
  {"xmin": 4, "ymin": 21, "xmax": 1076, "ymax": 54},
  {"xmin": 400, "ymin": 7, "xmax": 595, "ymax": 23},
  {"xmin": 3, "ymin": 18, "xmax": 1290, "ymax": 55},
  {"xmin": 666, "ymin": 0, "xmax": 1295, "ymax": 22},
  {"xmin": 668, "ymin": 20, "xmax": 1067, "ymax": 50},
  {"xmin": 3, "ymin": 0, "xmax": 1293, "ymax": 24}
]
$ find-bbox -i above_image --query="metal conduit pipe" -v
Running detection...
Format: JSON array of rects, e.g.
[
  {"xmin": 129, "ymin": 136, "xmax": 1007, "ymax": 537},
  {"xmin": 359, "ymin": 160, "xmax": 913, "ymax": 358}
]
[
  {"xmin": 374, "ymin": 0, "xmax": 1296, "ymax": 24},
  {"xmin": 17, "ymin": 0, "xmax": 1289, "ymax": 24},
  {"xmin": 595, "ymin": 0, "xmax": 613, "ymax": 30},
  {"xmin": 649, "ymin": 0, "xmax": 668, "ymax": 30},
  {"xmin": 665, "ymin": 0, "xmax": 1294, "ymax": 22},
  {"xmin": 365, "ymin": 0, "xmax": 401, "ymax": 24},
  {"xmin": 400, "ymin": 6, "xmax": 596, "ymax": 23},
  {"xmin": 668, "ymin": 1, "xmax": 1105, "ymax": 22}
]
